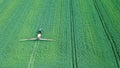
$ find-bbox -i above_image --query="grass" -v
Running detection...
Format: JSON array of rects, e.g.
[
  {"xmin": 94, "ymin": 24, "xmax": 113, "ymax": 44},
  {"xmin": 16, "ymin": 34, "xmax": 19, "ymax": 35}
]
[{"xmin": 0, "ymin": 0, "xmax": 120, "ymax": 68}]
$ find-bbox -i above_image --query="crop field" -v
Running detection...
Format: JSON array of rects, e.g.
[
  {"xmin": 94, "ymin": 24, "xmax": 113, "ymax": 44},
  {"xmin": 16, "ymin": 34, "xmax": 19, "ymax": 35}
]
[{"xmin": 0, "ymin": 0, "xmax": 120, "ymax": 68}]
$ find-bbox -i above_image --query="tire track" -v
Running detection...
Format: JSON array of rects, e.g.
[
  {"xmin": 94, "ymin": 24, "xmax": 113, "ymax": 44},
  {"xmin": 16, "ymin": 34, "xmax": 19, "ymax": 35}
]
[
  {"xmin": 28, "ymin": 41, "xmax": 39, "ymax": 68},
  {"xmin": 92, "ymin": 0, "xmax": 120, "ymax": 68},
  {"xmin": 69, "ymin": 0, "xmax": 78, "ymax": 68}
]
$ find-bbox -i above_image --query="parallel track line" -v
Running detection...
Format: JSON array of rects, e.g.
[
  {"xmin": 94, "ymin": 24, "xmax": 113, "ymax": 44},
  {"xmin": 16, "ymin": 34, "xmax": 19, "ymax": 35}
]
[
  {"xmin": 69, "ymin": 0, "xmax": 78, "ymax": 68},
  {"xmin": 28, "ymin": 41, "xmax": 39, "ymax": 68},
  {"xmin": 93, "ymin": 0, "xmax": 120, "ymax": 67}
]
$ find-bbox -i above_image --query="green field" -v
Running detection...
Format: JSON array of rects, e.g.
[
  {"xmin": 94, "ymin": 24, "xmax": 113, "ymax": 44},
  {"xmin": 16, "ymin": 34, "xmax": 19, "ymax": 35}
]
[{"xmin": 0, "ymin": 0, "xmax": 120, "ymax": 68}]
